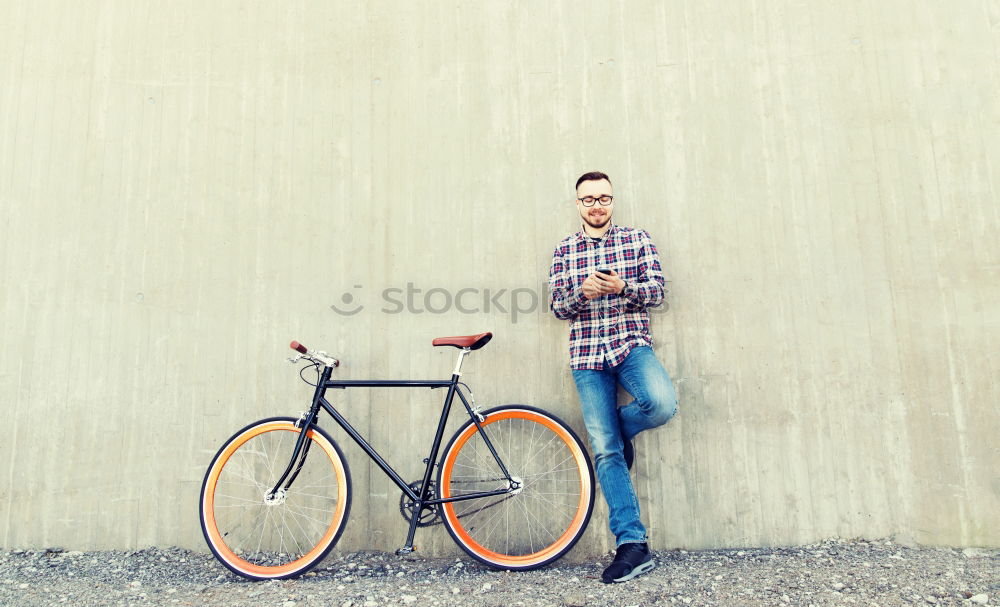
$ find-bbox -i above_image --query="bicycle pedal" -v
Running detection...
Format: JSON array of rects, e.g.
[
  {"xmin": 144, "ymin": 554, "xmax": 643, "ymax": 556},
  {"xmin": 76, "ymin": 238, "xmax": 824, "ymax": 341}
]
[{"xmin": 395, "ymin": 546, "xmax": 418, "ymax": 557}]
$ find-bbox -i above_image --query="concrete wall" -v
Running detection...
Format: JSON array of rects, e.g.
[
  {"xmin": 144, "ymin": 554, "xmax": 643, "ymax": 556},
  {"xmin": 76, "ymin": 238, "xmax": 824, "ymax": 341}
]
[{"xmin": 1, "ymin": 1, "xmax": 998, "ymax": 557}]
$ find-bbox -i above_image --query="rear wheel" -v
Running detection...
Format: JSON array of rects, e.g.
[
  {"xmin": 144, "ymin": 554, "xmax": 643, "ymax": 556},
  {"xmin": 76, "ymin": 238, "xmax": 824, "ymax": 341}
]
[
  {"xmin": 199, "ymin": 417, "xmax": 351, "ymax": 580},
  {"xmin": 438, "ymin": 405, "xmax": 594, "ymax": 570}
]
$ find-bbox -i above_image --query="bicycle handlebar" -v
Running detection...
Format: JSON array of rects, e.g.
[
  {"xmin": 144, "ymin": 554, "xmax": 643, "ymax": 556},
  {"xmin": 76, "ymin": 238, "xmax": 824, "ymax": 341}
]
[{"xmin": 289, "ymin": 341, "xmax": 340, "ymax": 368}]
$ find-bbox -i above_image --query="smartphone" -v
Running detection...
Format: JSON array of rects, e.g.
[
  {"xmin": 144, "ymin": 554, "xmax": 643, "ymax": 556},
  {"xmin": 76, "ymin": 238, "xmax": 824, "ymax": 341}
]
[{"xmin": 597, "ymin": 268, "xmax": 613, "ymax": 276}]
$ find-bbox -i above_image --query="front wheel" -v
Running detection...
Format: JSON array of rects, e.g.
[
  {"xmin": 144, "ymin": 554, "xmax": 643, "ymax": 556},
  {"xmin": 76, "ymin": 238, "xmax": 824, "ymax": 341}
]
[
  {"xmin": 199, "ymin": 417, "xmax": 351, "ymax": 580},
  {"xmin": 437, "ymin": 405, "xmax": 595, "ymax": 570}
]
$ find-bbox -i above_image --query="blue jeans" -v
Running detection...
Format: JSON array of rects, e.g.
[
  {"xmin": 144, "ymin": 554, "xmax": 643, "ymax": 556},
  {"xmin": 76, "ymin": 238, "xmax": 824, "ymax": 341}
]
[{"xmin": 571, "ymin": 346, "xmax": 678, "ymax": 546}]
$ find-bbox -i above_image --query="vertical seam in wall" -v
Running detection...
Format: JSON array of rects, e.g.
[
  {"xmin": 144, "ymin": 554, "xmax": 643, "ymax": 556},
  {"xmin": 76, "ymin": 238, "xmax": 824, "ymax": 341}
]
[
  {"xmin": 929, "ymin": 136, "xmax": 973, "ymax": 544},
  {"xmin": 859, "ymin": 9, "xmax": 914, "ymax": 537},
  {"xmin": 1, "ymin": 1, "xmax": 29, "ymax": 548},
  {"xmin": 4, "ymin": 10, "xmax": 29, "ymax": 191},
  {"xmin": 618, "ymin": 0, "xmax": 636, "ymax": 214},
  {"xmin": 3, "ymin": 358, "xmax": 23, "ymax": 547}
]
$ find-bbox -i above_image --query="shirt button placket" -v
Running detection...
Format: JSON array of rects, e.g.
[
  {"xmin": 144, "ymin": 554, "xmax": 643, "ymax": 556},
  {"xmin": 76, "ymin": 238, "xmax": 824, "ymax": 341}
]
[{"xmin": 596, "ymin": 237, "xmax": 612, "ymax": 364}]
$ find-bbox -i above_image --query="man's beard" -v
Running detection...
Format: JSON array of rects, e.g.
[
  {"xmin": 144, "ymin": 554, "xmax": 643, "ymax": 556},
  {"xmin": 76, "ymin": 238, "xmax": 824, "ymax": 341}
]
[{"xmin": 583, "ymin": 211, "xmax": 611, "ymax": 229}]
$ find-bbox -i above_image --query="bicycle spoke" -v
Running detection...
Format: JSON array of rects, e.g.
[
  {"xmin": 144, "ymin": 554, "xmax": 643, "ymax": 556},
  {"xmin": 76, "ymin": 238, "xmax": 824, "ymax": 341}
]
[
  {"xmin": 252, "ymin": 503, "xmax": 272, "ymax": 564},
  {"xmin": 214, "ymin": 492, "xmax": 264, "ymax": 504},
  {"xmin": 283, "ymin": 503, "xmax": 317, "ymax": 558},
  {"xmin": 287, "ymin": 490, "xmax": 341, "ymax": 501}
]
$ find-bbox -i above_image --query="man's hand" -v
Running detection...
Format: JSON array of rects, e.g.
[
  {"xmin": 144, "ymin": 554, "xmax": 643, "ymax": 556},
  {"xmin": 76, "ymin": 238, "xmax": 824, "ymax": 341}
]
[{"xmin": 582, "ymin": 270, "xmax": 626, "ymax": 300}]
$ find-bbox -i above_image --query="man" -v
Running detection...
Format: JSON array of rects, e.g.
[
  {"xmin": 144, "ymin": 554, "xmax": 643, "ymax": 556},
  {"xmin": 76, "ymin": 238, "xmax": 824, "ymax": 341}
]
[{"xmin": 548, "ymin": 171, "xmax": 678, "ymax": 583}]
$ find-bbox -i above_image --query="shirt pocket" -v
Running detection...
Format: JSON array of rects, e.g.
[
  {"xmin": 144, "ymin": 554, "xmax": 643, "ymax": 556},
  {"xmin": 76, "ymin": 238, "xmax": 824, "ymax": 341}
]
[{"xmin": 619, "ymin": 243, "xmax": 644, "ymax": 281}]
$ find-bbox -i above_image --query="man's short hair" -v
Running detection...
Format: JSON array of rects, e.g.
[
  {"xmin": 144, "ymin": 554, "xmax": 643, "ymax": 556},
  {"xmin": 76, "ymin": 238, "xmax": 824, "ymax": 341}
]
[{"xmin": 575, "ymin": 171, "xmax": 611, "ymax": 190}]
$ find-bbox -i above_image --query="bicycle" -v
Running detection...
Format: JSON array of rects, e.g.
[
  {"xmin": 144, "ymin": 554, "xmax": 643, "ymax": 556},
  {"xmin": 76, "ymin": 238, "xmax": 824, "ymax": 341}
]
[{"xmin": 199, "ymin": 332, "xmax": 596, "ymax": 580}]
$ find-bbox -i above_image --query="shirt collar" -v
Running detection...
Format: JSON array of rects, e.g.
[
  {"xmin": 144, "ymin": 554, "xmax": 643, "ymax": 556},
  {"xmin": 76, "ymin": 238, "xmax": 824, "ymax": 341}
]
[{"xmin": 576, "ymin": 222, "xmax": 617, "ymax": 243}]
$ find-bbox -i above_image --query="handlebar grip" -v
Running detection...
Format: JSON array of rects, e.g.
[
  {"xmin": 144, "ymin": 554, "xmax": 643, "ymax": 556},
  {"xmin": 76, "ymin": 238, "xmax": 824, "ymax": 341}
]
[{"xmin": 290, "ymin": 341, "xmax": 308, "ymax": 354}]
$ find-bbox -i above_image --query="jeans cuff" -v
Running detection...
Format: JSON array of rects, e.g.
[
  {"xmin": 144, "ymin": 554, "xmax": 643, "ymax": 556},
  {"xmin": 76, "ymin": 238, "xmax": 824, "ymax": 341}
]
[{"xmin": 616, "ymin": 535, "xmax": 648, "ymax": 547}]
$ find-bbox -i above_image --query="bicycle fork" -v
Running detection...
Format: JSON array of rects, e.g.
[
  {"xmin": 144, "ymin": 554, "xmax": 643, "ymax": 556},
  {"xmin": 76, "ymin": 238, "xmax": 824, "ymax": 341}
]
[{"xmin": 266, "ymin": 367, "xmax": 331, "ymax": 500}]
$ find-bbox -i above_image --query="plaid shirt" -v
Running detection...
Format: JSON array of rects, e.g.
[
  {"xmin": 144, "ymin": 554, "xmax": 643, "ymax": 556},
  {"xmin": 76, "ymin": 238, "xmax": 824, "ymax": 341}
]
[{"xmin": 548, "ymin": 224, "xmax": 665, "ymax": 370}]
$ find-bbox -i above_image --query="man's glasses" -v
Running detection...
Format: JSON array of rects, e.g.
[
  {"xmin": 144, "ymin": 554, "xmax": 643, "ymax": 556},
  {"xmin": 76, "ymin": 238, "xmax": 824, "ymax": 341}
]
[{"xmin": 577, "ymin": 195, "xmax": 614, "ymax": 207}]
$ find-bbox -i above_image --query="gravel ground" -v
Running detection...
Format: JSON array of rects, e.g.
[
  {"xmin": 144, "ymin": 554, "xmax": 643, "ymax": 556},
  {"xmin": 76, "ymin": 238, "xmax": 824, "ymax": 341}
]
[{"xmin": 0, "ymin": 539, "xmax": 996, "ymax": 607}]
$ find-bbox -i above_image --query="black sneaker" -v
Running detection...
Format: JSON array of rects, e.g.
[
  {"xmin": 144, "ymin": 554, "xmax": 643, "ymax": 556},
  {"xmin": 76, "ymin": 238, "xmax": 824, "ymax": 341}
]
[
  {"xmin": 601, "ymin": 542, "xmax": 655, "ymax": 583},
  {"xmin": 622, "ymin": 439, "xmax": 634, "ymax": 471}
]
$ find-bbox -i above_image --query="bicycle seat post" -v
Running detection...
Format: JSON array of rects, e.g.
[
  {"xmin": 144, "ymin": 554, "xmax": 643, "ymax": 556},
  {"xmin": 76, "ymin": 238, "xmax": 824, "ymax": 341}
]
[{"xmin": 452, "ymin": 347, "xmax": 471, "ymax": 378}]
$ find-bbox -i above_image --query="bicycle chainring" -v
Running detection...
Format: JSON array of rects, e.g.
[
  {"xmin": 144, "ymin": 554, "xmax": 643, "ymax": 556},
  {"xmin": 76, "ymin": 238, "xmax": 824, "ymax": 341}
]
[{"xmin": 398, "ymin": 480, "xmax": 441, "ymax": 527}]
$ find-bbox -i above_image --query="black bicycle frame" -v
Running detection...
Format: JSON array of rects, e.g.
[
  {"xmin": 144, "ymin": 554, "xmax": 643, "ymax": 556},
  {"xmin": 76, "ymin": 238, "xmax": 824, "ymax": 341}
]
[{"xmin": 267, "ymin": 364, "xmax": 516, "ymax": 553}]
